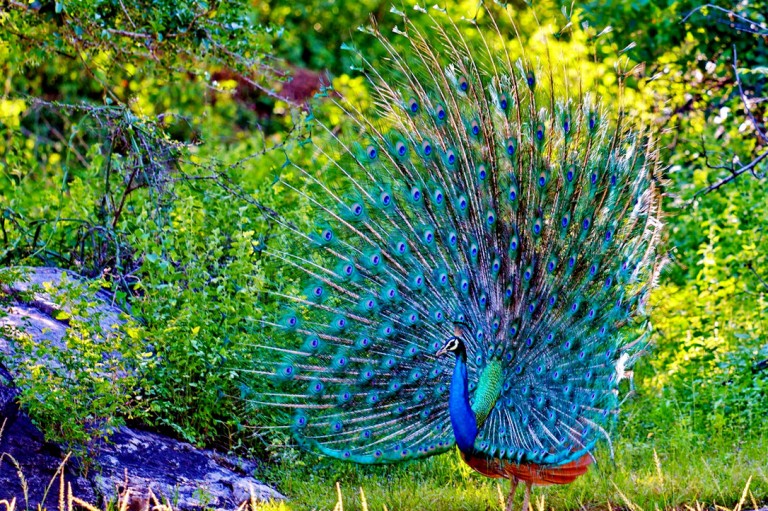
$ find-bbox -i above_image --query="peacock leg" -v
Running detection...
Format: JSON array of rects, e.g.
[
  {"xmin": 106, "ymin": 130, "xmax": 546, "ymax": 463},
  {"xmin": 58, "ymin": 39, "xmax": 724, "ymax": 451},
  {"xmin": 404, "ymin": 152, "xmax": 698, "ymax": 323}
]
[
  {"xmin": 505, "ymin": 477, "xmax": 519, "ymax": 511},
  {"xmin": 521, "ymin": 481, "xmax": 532, "ymax": 511}
]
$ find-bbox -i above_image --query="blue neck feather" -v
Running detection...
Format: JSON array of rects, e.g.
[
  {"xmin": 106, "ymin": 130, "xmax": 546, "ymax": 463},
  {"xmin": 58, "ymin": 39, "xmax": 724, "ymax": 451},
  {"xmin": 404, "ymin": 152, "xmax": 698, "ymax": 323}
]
[{"xmin": 449, "ymin": 351, "xmax": 478, "ymax": 453}]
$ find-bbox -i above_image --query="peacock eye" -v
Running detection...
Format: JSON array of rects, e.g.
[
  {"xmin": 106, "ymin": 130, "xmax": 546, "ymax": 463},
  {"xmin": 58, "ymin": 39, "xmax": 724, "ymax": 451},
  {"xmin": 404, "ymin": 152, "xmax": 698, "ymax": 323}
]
[
  {"xmin": 526, "ymin": 70, "xmax": 536, "ymax": 88},
  {"xmin": 500, "ymin": 95, "xmax": 508, "ymax": 110},
  {"xmin": 366, "ymin": 145, "xmax": 378, "ymax": 160},
  {"xmin": 436, "ymin": 104, "xmax": 446, "ymax": 120},
  {"xmin": 396, "ymin": 141, "xmax": 407, "ymax": 156},
  {"xmin": 506, "ymin": 138, "xmax": 516, "ymax": 156},
  {"xmin": 470, "ymin": 120, "xmax": 480, "ymax": 136},
  {"xmin": 458, "ymin": 76, "xmax": 469, "ymax": 92},
  {"xmin": 408, "ymin": 97, "xmax": 419, "ymax": 113},
  {"xmin": 422, "ymin": 140, "xmax": 432, "ymax": 155},
  {"xmin": 381, "ymin": 192, "xmax": 391, "ymax": 205},
  {"xmin": 411, "ymin": 187, "xmax": 421, "ymax": 201},
  {"xmin": 446, "ymin": 150, "xmax": 456, "ymax": 165}
]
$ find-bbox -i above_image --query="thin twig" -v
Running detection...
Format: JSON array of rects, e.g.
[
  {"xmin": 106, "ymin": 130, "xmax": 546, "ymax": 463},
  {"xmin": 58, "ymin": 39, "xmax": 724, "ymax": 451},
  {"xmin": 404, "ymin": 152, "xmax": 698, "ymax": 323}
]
[{"xmin": 733, "ymin": 45, "xmax": 767, "ymax": 143}]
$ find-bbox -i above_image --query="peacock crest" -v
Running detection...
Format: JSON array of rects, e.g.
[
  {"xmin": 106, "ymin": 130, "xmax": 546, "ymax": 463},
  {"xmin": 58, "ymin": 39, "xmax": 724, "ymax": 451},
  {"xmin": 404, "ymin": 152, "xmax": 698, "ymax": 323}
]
[{"xmin": 247, "ymin": 3, "xmax": 664, "ymax": 479}]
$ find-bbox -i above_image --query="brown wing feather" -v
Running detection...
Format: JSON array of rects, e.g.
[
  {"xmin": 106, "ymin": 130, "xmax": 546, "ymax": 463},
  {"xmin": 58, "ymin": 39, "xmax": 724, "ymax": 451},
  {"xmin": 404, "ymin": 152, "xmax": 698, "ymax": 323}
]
[{"xmin": 460, "ymin": 451, "xmax": 593, "ymax": 486}]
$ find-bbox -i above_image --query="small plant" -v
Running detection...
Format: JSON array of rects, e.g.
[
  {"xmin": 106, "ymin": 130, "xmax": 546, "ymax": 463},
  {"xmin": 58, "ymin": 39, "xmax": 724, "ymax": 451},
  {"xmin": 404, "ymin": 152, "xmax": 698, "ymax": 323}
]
[{"xmin": 3, "ymin": 273, "xmax": 153, "ymax": 469}]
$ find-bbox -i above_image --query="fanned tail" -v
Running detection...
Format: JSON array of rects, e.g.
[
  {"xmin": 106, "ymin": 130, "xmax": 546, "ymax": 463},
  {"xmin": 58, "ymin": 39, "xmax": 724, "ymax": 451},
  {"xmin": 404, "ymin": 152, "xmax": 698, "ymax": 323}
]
[{"xmin": 245, "ymin": 4, "xmax": 663, "ymax": 467}]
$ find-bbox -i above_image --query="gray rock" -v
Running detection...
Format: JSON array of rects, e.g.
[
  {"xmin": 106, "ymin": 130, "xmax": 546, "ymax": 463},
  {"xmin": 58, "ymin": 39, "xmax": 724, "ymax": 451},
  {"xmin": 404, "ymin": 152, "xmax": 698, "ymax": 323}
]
[
  {"xmin": 92, "ymin": 428, "xmax": 283, "ymax": 510},
  {"xmin": 0, "ymin": 267, "xmax": 283, "ymax": 509},
  {"xmin": 0, "ymin": 266, "xmax": 127, "ymax": 358}
]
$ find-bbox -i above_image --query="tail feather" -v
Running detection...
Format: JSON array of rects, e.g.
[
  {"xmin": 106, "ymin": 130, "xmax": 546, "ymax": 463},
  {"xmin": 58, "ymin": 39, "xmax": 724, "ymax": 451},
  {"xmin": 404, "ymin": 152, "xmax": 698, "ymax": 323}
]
[{"xmin": 248, "ymin": 5, "xmax": 663, "ymax": 467}]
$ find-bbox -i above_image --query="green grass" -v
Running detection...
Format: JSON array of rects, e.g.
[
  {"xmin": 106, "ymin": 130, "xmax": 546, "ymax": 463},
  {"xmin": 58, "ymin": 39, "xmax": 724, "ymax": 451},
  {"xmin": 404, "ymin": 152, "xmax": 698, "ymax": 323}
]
[{"xmin": 258, "ymin": 420, "xmax": 768, "ymax": 511}]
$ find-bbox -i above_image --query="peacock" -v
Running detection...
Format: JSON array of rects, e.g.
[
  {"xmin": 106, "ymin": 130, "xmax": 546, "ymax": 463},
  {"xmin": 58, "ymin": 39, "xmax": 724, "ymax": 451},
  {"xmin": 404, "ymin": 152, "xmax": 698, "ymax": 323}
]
[{"xmin": 248, "ymin": 5, "xmax": 663, "ymax": 510}]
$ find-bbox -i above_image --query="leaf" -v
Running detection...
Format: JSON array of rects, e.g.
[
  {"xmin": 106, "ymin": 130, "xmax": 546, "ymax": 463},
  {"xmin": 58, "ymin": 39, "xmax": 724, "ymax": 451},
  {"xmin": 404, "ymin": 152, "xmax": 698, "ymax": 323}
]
[{"xmin": 55, "ymin": 310, "xmax": 71, "ymax": 321}]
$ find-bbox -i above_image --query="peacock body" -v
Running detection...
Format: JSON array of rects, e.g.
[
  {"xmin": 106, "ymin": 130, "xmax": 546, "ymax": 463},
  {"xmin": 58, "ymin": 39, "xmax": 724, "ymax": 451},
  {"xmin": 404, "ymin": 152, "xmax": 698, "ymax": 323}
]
[{"xmin": 251, "ymin": 5, "xmax": 663, "ymax": 508}]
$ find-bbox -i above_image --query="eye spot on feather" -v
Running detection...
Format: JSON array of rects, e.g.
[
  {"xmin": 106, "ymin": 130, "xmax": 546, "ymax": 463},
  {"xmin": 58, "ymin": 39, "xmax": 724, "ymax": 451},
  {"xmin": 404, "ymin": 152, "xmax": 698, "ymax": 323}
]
[
  {"xmin": 500, "ymin": 95, "xmax": 508, "ymax": 110},
  {"xmin": 411, "ymin": 187, "xmax": 421, "ymax": 201},
  {"xmin": 396, "ymin": 141, "xmax": 407, "ymax": 156},
  {"xmin": 458, "ymin": 75, "xmax": 469, "ymax": 92},
  {"xmin": 582, "ymin": 218, "xmax": 591, "ymax": 230},
  {"xmin": 408, "ymin": 97, "xmax": 419, "ymax": 113},
  {"xmin": 506, "ymin": 138, "xmax": 516, "ymax": 156},
  {"xmin": 470, "ymin": 119, "xmax": 480, "ymax": 136},
  {"xmin": 436, "ymin": 104, "xmax": 446, "ymax": 120},
  {"xmin": 421, "ymin": 140, "xmax": 432, "ymax": 156},
  {"xmin": 366, "ymin": 145, "xmax": 378, "ymax": 160},
  {"xmin": 478, "ymin": 164, "xmax": 487, "ymax": 181},
  {"xmin": 589, "ymin": 113, "xmax": 597, "ymax": 131},
  {"xmin": 526, "ymin": 70, "xmax": 536, "ymax": 88}
]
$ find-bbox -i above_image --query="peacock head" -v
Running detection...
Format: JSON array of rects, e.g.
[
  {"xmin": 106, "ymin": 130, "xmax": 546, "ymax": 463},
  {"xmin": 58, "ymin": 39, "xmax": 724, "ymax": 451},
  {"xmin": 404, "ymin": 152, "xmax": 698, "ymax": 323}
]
[{"xmin": 435, "ymin": 336, "xmax": 467, "ymax": 359}]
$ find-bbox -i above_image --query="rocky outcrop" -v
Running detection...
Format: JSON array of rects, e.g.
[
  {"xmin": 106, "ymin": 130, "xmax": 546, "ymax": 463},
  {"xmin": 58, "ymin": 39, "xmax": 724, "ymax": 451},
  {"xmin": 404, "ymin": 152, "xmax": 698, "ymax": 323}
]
[{"xmin": 0, "ymin": 267, "xmax": 283, "ymax": 509}]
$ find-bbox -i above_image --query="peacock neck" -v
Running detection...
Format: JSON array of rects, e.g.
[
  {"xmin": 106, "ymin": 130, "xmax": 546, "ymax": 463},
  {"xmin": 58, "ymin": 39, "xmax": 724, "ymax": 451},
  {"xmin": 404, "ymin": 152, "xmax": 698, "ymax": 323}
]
[{"xmin": 449, "ymin": 350, "xmax": 479, "ymax": 453}]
